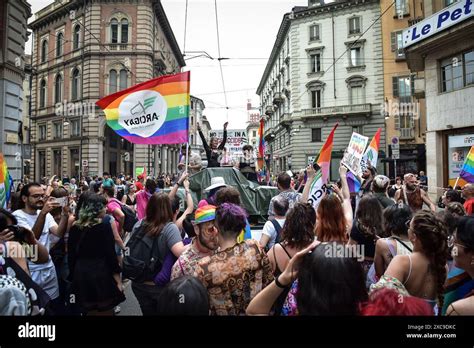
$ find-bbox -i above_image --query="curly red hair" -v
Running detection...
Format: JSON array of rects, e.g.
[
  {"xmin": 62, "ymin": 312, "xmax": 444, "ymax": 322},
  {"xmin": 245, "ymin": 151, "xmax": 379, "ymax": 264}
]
[{"xmin": 360, "ymin": 289, "xmax": 434, "ymax": 316}]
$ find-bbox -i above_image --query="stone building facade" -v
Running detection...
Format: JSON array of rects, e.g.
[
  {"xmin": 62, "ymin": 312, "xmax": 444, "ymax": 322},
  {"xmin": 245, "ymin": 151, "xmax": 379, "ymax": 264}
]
[
  {"xmin": 28, "ymin": 0, "xmax": 185, "ymax": 180},
  {"xmin": 257, "ymin": 0, "xmax": 386, "ymax": 178}
]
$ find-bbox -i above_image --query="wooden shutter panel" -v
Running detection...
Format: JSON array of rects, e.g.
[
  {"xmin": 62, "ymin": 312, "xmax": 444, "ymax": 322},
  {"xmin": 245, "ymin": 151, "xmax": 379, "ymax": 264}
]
[{"xmin": 391, "ymin": 32, "xmax": 396, "ymax": 52}]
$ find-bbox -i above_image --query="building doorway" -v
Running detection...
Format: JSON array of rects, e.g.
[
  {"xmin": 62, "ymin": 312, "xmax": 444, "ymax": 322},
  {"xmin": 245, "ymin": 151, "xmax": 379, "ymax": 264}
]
[{"xmin": 103, "ymin": 127, "xmax": 133, "ymax": 177}]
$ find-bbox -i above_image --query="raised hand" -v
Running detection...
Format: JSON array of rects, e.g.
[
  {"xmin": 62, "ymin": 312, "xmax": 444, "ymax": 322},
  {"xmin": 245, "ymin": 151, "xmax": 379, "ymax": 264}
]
[{"xmin": 223, "ymin": 122, "xmax": 228, "ymax": 130}]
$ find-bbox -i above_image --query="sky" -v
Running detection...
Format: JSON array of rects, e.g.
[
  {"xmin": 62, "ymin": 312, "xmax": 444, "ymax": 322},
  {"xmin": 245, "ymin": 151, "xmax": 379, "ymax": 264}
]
[{"xmin": 26, "ymin": 0, "xmax": 308, "ymax": 130}]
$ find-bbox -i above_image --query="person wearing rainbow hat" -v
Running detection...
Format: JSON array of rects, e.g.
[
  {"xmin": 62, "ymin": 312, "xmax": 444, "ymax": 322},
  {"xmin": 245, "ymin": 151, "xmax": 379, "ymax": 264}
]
[{"xmin": 171, "ymin": 205, "xmax": 219, "ymax": 280}]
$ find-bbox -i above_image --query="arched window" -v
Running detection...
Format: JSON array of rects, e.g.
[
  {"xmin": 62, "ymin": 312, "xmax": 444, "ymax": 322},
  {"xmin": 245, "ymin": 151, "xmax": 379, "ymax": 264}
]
[
  {"xmin": 56, "ymin": 32, "xmax": 64, "ymax": 57},
  {"xmin": 41, "ymin": 40, "xmax": 48, "ymax": 63},
  {"xmin": 119, "ymin": 69, "xmax": 128, "ymax": 90},
  {"xmin": 120, "ymin": 19, "xmax": 128, "ymax": 44},
  {"xmin": 55, "ymin": 74, "xmax": 63, "ymax": 104},
  {"xmin": 109, "ymin": 69, "xmax": 118, "ymax": 93},
  {"xmin": 73, "ymin": 24, "xmax": 80, "ymax": 50},
  {"xmin": 111, "ymin": 18, "xmax": 118, "ymax": 43},
  {"xmin": 40, "ymin": 79, "xmax": 46, "ymax": 108},
  {"xmin": 72, "ymin": 68, "xmax": 80, "ymax": 100}
]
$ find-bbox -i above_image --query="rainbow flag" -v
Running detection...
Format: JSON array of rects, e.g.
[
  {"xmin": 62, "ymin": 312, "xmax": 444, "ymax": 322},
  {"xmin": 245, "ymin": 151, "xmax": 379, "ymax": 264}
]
[
  {"xmin": 347, "ymin": 171, "xmax": 361, "ymax": 193},
  {"xmin": 459, "ymin": 145, "xmax": 474, "ymax": 183},
  {"xmin": 96, "ymin": 72, "xmax": 190, "ymax": 144},
  {"xmin": 257, "ymin": 117, "xmax": 265, "ymax": 172},
  {"xmin": 316, "ymin": 123, "xmax": 339, "ymax": 184},
  {"xmin": 307, "ymin": 123, "xmax": 338, "ymax": 208},
  {"xmin": 360, "ymin": 128, "xmax": 381, "ymax": 173},
  {"xmin": 0, "ymin": 153, "xmax": 13, "ymax": 209}
]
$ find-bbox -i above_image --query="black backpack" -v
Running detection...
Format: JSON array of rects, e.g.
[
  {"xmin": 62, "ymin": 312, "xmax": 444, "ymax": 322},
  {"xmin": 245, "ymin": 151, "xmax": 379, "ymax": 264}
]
[
  {"xmin": 111, "ymin": 198, "xmax": 138, "ymax": 232},
  {"xmin": 122, "ymin": 223, "xmax": 164, "ymax": 283}
]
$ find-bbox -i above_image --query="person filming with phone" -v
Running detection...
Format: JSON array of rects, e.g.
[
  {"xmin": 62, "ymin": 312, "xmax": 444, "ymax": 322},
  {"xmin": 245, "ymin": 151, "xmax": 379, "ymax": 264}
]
[{"xmin": 11, "ymin": 183, "xmax": 69, "ymax": 314}]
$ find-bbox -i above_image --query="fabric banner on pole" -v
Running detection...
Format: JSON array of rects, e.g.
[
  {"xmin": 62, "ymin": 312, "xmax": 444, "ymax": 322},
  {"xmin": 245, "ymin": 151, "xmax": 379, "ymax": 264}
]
[
  {"xmin": 341, "ymin": 132, "xmax": 369, "ymax": 176},
  {"xmin": 360, "ymin": 128, "xmax": 381, "ymax": 173},
  {"xmin": 96, "ymin": 71, "xmax": 190, "ymax": 145},
  {"xmin": 459, "ymin": 145, "xmax": 474, "ymax": 183}
]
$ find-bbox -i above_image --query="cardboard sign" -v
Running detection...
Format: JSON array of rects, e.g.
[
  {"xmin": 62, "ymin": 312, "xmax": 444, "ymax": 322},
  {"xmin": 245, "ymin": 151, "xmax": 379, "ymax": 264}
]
[{"xmin": 341, "ymin": 132, "xmax": 369, "ymax": 176}]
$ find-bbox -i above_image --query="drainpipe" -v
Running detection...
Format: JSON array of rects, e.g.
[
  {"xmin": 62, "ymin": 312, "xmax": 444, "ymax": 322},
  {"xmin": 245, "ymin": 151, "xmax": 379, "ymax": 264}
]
[{"xmin": 332, "ymin": 11, "xmax": 336, "ymax": 99}]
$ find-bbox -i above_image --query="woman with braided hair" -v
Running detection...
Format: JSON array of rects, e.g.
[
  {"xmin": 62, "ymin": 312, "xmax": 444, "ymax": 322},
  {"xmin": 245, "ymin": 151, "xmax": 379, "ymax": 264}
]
[{"xmin": 371, "ymin": 210, "xmax": 449, "ymax": 314}]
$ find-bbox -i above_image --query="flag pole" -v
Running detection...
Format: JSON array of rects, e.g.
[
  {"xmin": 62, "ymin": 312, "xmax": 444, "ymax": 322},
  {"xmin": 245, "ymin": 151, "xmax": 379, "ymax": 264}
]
[
  {"xmin": 454, "ymin": 176, "xmax": 460, "ymax": 189},
  {"xmin": 185, "ymin": 133, "xmax": 190, "ymax": 174}
]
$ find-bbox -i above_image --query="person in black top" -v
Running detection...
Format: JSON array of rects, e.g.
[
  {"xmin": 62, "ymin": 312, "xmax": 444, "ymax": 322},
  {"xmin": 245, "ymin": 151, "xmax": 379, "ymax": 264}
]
[
  {"xmin": 197, "ymin": 121, "xmax": 228, "ymax": 168},
  {"xmin": 238, "ymin": 145, "xmax": 258, "ymax": 182},
  {"xmin": 68, "ymin": 194, "xmax": 125, "ymax": 315}
]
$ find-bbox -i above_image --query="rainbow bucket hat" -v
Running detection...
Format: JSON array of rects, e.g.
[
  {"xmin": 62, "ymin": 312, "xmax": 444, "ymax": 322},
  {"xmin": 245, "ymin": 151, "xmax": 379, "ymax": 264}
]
[{"xmin": 194, "ymin": 205, "xmax": 216, "ymax": 225}]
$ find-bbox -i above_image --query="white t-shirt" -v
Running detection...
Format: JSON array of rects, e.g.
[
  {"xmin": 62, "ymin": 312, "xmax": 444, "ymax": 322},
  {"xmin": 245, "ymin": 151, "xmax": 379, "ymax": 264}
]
[
  {"xmin": 12, "ymin": 210, "xmax": 60, "ymax": 300},
  {"xmin": 261, "ymin": 218, "xmax": 285, "ymax": 250}
]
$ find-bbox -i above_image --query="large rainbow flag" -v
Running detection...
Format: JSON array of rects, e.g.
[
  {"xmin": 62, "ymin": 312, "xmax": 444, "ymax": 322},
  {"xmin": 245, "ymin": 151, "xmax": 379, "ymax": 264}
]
[
  {"xmin": 0, "ymin": 153, "xmax": 13, "ymax": 209},
  {"xmin": 459, "ymin": 145, "xmax": 474, "ymax": 183},
  {"xmin": 96, "ymin": 72, "xmax": 190, "ymax": 144}
]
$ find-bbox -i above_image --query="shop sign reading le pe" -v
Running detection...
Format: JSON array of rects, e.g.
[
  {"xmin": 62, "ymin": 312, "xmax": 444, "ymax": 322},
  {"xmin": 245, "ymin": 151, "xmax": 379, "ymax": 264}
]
[{"xmin": 403, "ymin": 0, "xmax": 473, "ymax": 48}]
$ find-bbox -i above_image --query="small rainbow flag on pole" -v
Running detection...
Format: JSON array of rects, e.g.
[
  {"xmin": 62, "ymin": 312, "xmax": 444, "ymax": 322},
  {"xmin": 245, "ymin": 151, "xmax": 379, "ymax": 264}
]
[
  {"xmin": 360, "ymin": 128, "xmax": 381, "ymax": 174},
  {"xmin": 257, "ymin": 117, "xmax": 265, "ymax": 171},
  {"xmin": 96, "ymin": 71, "xmax": 190, "ymax": 145},
  {"xmin": 316, "ymin": 123, "xmax": 339, "ymax": 184},
  {"xmin": 459, "ymin": 145, "xmax": 474, "ymax": 183},
  {"xmin": 0, "ymin": 153, "xmax": 13, "ymax": 209}
]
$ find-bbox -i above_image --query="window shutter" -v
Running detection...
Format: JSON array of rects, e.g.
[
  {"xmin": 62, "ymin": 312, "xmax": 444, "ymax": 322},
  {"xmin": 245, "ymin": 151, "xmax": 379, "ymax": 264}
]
[
  {"xmin": 392, "ymin": 77, "xmax": 399, "ymax": 97},
  {"xmin": 356, "ymin": 17, "xmax": 360, "ymax": 32},
  {"xmin": 410, "ymin": 75, "xmax": 415, "ymax": 96},
  {"xmin": 391, "ymin": 32, "xmax": 396, "ymax": 52}
]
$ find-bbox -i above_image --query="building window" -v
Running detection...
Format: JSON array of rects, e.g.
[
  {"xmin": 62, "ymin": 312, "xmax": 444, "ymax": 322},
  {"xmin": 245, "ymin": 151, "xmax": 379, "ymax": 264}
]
[
  {"xmin": 72, "ymin": 68, "xmax": 80, "ymax": 100},
  {"xmin": 38, "ymin": 124, "xmax": 47, "ymax": 140},
  {"xmin": 391, "ymin": 31, "xmax": 405, "ymax": 59},
  {"xmin": 53, "ymin": 150, "xmax": 61, "ymax": 176},
  {"xmin": 311, "ymin": 90, "xmax": 321, "ymax": 108},
  {"xmin": 392, "ymin": 76, "xmax": 412, "ymax": 102},
  {"xmin": 39, "ymin": 79, "xmax": 46, "ymax": 108},
  {"xmin": 350, "ymin": 47, "xmax": 362, "ymax": 66},
  {"xmin": 109, "ymin": 69, "xmax": 117, "ymax": 93},
  {"xmin": 348, "ymin": 17, "xmax": 361, "ymax": 35},
  {"xmin": 309, "ymin": 24, "xmax": 320, "ymax": 41},
  {"xmin": 121, "ymin": 19, "xmax": 128, "ymax": 44},
  {"xmin": 38, "ymin": 151, "xmax": 46, "ymax": 178},
  {"xmin": 466, "ymin": 51, "xmax": 474, "ymax": 86},
  {"xmin": 70, "ymin": 119, "xmax": 80, "ymax": 137},
  {"xmin": 53, "ymin": 122, "xmax": 63, "ymax": 139},
  {"xmin": 253, "ymin": 130, "xmax": 256, "ymax": 137},
  {"xmin": 445, "ymin": 0, "xmax": 457, "ymax": 6},
  {"xmin": 73, "ymin": 24, "xmax": 80, "ymax": 50},
  {"xmin": 56, "ymin": 32, "xmax": 64, "ymax": 57},
  {"xmin": 119, "ymin": 69, "xmax": 128, "ymax": 90},
  {"xmin": 41, "ymin": 40, "xmax": 48, "ymax": 63},
  {"xmin": 111, "ymin": 18, "xmax": 118, "ymax": 43},
  {"xmin": 310, "ymin": 53, "xmax": 321, "ymax": 73},
  {"xmin": 395, "ymin": 0, "xmax": 409, "ymax": 16},
  {"xmin": 54, "ymin": 74, "xmax": 63, "ymax": 104},
  {"xmin": 441, "ymin": 50, "xmax": 474, "ymax": 92},
  {"xmin": 350, "ymin": 86, "xmax": 364, "ymax": 104},
  {"xmin": 311, "ymin": 128, "xmax": 322, "ymax": 142}
]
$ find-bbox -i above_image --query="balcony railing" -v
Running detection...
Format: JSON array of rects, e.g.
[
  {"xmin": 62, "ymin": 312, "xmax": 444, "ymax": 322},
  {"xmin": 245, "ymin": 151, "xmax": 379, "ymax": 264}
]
[
  {"xmin": 400, "ymin": 128, "xmax": 415, "ymax": 139},
  {"xmin": 301, "ymin": 103, "xmax": 371, "ymax": 119}
]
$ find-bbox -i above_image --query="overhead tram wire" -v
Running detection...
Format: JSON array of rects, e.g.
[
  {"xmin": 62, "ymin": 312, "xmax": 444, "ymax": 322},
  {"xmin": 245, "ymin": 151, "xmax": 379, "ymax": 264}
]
[
  {"xmin": 183, "ymin": 0, "xmax": 189, "ymax": 56},
  {"xmin": 214, "ymin": 0, "xmax": 230, "ymax": 121}
]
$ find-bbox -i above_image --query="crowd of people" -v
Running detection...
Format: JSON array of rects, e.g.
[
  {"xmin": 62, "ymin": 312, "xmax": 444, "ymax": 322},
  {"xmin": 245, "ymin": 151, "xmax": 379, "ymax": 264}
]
[{"xmin": 1, "ymin": 149, "xmax": 474, "ymax": 316}]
